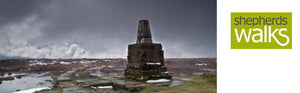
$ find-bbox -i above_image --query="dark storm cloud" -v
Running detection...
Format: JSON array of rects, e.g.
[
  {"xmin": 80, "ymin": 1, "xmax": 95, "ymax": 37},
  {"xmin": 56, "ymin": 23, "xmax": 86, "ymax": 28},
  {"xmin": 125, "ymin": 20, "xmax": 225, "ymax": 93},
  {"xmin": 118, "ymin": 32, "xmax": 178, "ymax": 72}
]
[
  {"xmin": 0, "ymin": 0, "xmax": 216, "ymax": 59},
  {"xmin": 0, "ymin": 0, "xmax": 51, "ymax": 25}
]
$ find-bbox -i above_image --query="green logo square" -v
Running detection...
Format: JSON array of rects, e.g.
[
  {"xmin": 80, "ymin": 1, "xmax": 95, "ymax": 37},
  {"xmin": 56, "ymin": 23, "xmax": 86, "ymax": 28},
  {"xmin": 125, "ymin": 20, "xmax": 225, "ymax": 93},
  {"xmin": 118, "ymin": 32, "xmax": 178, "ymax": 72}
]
[{"xmin": 231, "ymin": 12, "xmax": 292, "ymax": 49}]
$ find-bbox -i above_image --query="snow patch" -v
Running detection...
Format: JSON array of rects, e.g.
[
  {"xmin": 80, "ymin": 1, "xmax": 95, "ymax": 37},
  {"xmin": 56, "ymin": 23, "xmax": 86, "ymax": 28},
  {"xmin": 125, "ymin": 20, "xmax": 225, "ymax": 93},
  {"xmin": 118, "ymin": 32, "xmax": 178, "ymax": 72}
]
[
  {"xmin": 13, "ymin": 87, "xmax": 50, "ymax": 93},
  {"xmin": 107, "ymin": 65, "xmax": 114, "ymax": 68},
  {"xmin": 79, "ymin": 60, "xmax": 97, "ymax": 64},
  {"xmin": 29, "ymin": 62, "xmax": 55, "ymax": 66},
  {"xmin": 59, "ymin": 61, "xmax": 71, "ymax": 65},
  {"xmin": 103, "ymin": 59, "xmax": 111, "ymax": 62},
  {"xmin": 146, "ymin": 79, "xmax": 170, "ymax": 83},
  {"xmin": 91, "ymin": 86, "xmax": 113, "ymax": 89},
  {"xmin": 146, "ymin": 62, "xmax": 161, "ymax": 65},
  {"xmin": 195, "ymin": 63, "xmax": 208, "ymax": 66}
]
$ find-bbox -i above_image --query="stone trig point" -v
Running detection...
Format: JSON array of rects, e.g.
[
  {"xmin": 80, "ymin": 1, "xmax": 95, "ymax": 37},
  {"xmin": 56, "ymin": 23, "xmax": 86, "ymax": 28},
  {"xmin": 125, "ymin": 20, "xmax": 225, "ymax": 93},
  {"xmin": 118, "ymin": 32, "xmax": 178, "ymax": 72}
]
[{"xmin": 124, "ymin": 20, "xmax": 172, "ymax": 81}]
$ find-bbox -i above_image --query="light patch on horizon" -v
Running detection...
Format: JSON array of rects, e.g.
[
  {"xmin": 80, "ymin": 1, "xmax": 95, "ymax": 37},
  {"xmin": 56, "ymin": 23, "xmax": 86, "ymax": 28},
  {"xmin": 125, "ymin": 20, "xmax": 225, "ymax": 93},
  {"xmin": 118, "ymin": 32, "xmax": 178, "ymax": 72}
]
[{"xmin": 0, "ymin": 15, "xmax": 91, "ymax": 58}]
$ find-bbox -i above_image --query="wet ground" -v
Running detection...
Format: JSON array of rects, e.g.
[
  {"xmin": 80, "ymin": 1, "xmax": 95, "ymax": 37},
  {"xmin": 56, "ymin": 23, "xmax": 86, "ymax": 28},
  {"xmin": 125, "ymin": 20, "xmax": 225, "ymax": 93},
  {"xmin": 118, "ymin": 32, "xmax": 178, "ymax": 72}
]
[
  {"xmin": 0, "ymin": 58, "xmax": 216, "ymax": 93},
  {"xmin": 0, "ymin": 72, "xmax": 52, "ymax": 93}
]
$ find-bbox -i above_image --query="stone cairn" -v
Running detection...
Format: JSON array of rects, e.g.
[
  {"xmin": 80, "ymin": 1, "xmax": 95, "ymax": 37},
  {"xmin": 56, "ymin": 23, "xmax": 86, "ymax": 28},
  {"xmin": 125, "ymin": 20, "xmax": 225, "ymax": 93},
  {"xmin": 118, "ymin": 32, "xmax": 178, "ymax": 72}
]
[{"xmin": 124, "ymin": 20, "xmax": 172, "ymax": 81}]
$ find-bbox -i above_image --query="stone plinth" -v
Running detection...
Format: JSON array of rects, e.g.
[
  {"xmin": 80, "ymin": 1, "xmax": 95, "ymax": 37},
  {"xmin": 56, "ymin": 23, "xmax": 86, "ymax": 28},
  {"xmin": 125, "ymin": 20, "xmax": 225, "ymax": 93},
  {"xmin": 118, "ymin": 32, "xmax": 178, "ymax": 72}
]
[{"xmin": 124, "ymin": 20, "xmax": 171, "ymax": 81}]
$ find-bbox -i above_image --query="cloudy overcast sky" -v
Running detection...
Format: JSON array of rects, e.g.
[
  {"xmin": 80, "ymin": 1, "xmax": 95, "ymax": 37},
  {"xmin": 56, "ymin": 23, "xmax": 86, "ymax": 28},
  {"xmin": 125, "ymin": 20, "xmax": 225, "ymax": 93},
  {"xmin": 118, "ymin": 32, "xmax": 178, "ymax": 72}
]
[{"xmin": 0, "ymin": 0, "xmax": 216, "ymax": 59}]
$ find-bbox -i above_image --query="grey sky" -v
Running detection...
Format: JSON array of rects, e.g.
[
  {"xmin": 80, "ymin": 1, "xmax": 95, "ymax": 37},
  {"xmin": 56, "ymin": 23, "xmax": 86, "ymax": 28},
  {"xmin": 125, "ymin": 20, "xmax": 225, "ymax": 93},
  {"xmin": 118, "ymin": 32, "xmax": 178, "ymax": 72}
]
[{"xmin": 0, "ymin": 0, "xmax": 216, "ymax": 59}]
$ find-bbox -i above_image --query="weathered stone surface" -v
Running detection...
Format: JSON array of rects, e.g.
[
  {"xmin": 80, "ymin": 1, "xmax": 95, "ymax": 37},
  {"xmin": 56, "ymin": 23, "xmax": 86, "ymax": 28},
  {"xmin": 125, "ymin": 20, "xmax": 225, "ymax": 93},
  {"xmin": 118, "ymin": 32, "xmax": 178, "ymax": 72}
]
[
  {"xmin": 57, "ymin": 71, "xmax": 76, "ymax": 82},
  {"xmin": 76, "ymin": 78, "xmax": 97, "ymax": 87},
  {"xmin": 100, "ymin": 75, "xmax": 116, "ymax": 80},
  {"xmin": 75, "ymin": 71, "xmax": 92, "ymax": 79},
  {"xmin": 59, "ymin": 82, "xmax": 77, "ymax": 88},
  {"xmin": 59, "ymin": 81, "xmax": 87, "ymax": 93},
  {"xmin": 1, "ymin": 76, "xmax": 14, "ymax": 81},
  {"xmin": 90, "ymin": 88, "xmax": 114, "ymax": 93},
  {"xmin": 51, "ymin": 67, "xmax": 181, "ymax": 93},
  {"xmin": 125, "ymin": 20, "xmax": 172, "ymax": 81},
  {"xmin": 113, "ymin": 79, "xmax": 148, "ymax": 92},
  {"xmin": 47, "ymin": 20, "xmax": 178, "ymax": 93},
  {"xmin": 78, "ymin": 79, "xmax": 113, "ymax": 88},
  {"xmin": 137, "ymin": 20, "xmax": 152, "ymax": 44},
  {"xmin": 62, "ymin": 87, "xmax": 87, "ymax": 93}
]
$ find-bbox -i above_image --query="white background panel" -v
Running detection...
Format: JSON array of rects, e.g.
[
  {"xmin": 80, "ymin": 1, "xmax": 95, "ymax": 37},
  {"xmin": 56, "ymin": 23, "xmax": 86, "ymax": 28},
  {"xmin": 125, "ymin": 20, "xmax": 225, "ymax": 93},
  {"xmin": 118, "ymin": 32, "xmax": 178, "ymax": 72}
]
[{"xmin": 217, "ymin": 0, "xmax": 300, "ymax": 93}]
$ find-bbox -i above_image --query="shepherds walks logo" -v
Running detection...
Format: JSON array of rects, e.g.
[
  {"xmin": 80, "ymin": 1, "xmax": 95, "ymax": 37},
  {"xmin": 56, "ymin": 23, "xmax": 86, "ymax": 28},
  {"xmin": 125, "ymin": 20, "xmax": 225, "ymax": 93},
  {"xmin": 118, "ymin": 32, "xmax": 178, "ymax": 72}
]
[{"xmin": 231, "ymin": 12, "xmax": 292, "ymax": 49}]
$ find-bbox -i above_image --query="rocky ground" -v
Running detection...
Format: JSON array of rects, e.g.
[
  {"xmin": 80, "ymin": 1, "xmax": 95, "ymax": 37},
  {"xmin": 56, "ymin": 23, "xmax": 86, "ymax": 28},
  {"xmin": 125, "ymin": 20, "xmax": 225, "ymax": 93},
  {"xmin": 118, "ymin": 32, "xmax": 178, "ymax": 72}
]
[{"xmin": 0, "ymin": 58, "xmax": 216, "ymax": 93}]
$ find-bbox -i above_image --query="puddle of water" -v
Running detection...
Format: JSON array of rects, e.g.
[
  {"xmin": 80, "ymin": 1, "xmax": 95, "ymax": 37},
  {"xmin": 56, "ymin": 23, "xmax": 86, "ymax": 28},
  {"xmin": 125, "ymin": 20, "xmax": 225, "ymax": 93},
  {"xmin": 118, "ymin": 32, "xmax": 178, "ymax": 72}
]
[
  {"xmin": 87, "ymin": 66, "xmax": 121, "ymax": 77},
  {"xmin": 0, "ymin": 73, "xmax": 53, "ymax": 93},
  {"xmin": 170, "ymin": 80, "xmax": 183, "ymax": 86},
  {"xmin": 193, "ymin": 72, "xmax": 204, "ymax": 76},
  {"xmin": 202, "ymin": 69, "xmax": 216, "ymax": 72},
  {"xmin": 180, "ymin": 78, "xmax": 193, "ymax": 81},
  {"xmin": 88, "ymin": 66, "xmax": 104, "ymax": 77},
  {"xmin": 90, "ymin": 71, "xmax": 102, "ymax": 77},
  {"xmin": 0, "ymin": 73, "xmax": 26, "ymax": 78}
]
